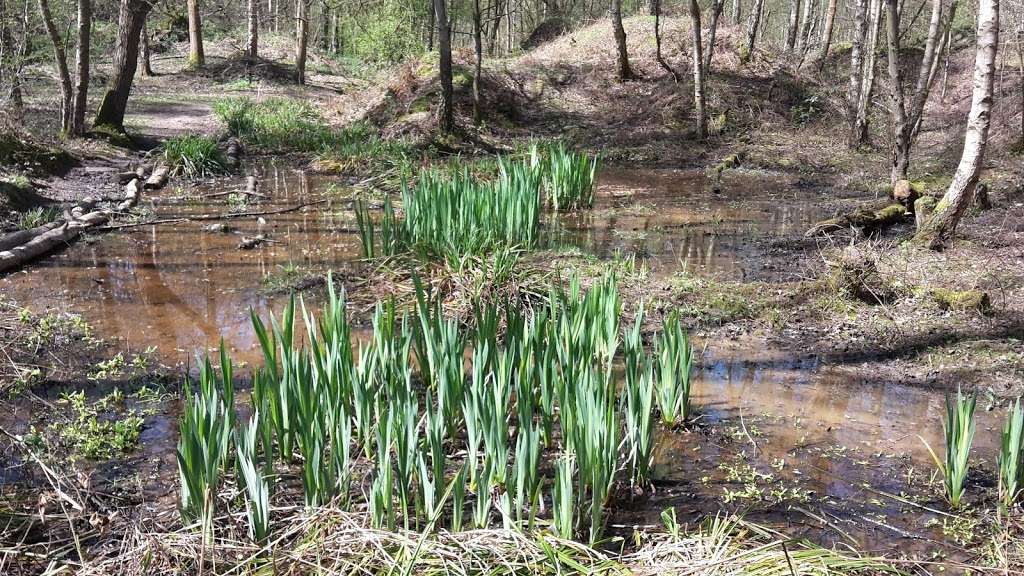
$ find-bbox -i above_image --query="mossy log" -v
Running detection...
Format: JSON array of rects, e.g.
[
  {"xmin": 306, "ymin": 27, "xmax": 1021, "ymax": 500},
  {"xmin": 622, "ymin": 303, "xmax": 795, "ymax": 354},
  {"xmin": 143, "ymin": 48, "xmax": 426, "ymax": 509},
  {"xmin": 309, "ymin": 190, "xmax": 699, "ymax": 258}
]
[
  {"xmin": 930, "ymin": 288, "xmax": 992, "ymax": 314},
  {"xmin": 805, "ymin": 202, "xmax": 909, "ymax": 237}
]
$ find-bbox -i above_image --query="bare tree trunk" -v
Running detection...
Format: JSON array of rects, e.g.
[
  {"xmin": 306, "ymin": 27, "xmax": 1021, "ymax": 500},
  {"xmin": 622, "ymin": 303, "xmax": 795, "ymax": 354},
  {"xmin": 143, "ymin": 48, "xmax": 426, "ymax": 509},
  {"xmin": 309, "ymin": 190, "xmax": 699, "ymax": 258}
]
[
  {"xmin": 884, "ymin": 0, "xmax": 910, "ymax": 183},
  {"xmin": 853, "ymin": 0, "xmax": 882, "ymax": 144},
  {"xmin": 611, "ymin": 0, "xmax": 635, "ymax": 80},
  {"xmin": 37, "ymin": 0, "xmax": 73, "ymax": 134},
  {"xmin": 93, "ymin": 0, "xmax": 151, "ymax": 131},
  {"xmin": 741, "ymin": 0, "xmax": 765, "ymax": 63},
  {"xmin": 704, "ymin": 0, "xmax": 725, "ymax": 71},
  {"xmin": 488, "ymin": 0, "xmax": 505, "ymax": 55},
  {"xmin": 1018, "ymin": 26, "xmax": 1023, "ymax": 143},
  {"xmin": 295, "ymin": 0, "xmax": 308, "ymax": 84},
  {"xmin": 815, "ymin": 0, "xmax": 838, "ymax": 61},
  {"xmin": 848, "ymin": 0, "xmax": 868, "ymax": 145},
  {"xmin": 907, "ymin": 0, "xmax": 944, "ymax": 135},
  {"xmin": 915, "ymin": 0, "xmax": 999, "ymax": 249},
  {"xmin": 71, "ymin": 0, "xmax": 90, "ymax": 135},
  {"xmin": 187, "ymin": 0, "xmax": 204, "ymax": 68},
  {"xmin": 785, "ymin": 0, "xmax": 800, "ymax": 50},
  {"xmin": 434, "ymin": 0, "xmax": 454, "ymax": 132},
  {"xmin": 248, "ymin": 0, "xmax": 259, "ymax": 59},
  {"xmin": 796, "ymin": 0, "xmax": 816, "ymax": 55},
  {"xmin": 472, "ymin": 0, "xmax": 482, "ymax": 125},
  {"xmin": 914, "ymin": 0, "xmax": 958, "ymax": 138},
  {"xmin": 731, "ymin": 0, "xmax": 741, "ymax": 24},
  {"xmin": 688, "ymin": 0, "xmax": 707, "ymax": 139},
  {"xmin": 427, "ymin": 0, "xmax": 435, "ymax": 51},
  {"xmin": 140, "ymin": 20, "xmax": 153, "ymax": 76},
  {"xmin": 885, "ymin": 0, "xmax": 947, "ymax": 183},
  {"xmin": 319, "ymin": 1, "xmax": 329, "ymax": 50},
  {"xmin": 653, "ymin": 0, "xmax": 679, "ymax": 81}
]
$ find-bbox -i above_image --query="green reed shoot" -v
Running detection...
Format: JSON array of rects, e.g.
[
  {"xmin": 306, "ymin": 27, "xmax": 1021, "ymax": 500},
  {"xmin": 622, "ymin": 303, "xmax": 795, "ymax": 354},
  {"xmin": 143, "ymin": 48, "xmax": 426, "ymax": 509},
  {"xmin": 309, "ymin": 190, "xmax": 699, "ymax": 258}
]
[
  {"xmin": 237, "ymin": 416, "xmax": 271, "ymax": 543},
  {"xmin": 371, "ymin": 414, "xmax": 395, "ymax": 530},
  {"xmin": 999, "ymin": 399, "xmax": 1024, "ymax": 509},
  {"xmin": 623, "ymin": 304, "xmax": 655, "ymax": 488},
  {"xmin": 511, "ymin": 421, "xmax": 542, "ymax": 530},
  {"xmin": 655, "ymin": 312, "xmax": 692, "ymax": 426},
  {"xmin": 544, "ymin": 143, "xmax": 599, "ymax": 211},
  {"xmin": 552, "ymin": 453, "xmax": 576, "ymax": 540},
  {"xmin": 922, "ymin": 389, "xmax": 977, "ymax": 508},
  {"xmin": 177, "ymin": 361, "xmax": 234, "ymax": 541}
]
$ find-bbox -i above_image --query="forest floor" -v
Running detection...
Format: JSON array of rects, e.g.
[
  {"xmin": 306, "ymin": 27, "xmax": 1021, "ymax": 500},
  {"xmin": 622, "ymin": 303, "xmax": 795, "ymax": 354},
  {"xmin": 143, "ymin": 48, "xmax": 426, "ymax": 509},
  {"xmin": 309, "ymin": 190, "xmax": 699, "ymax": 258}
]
[{"xmin": 1, "ymin": 15, "xmax": 1024, "ymax": 573}]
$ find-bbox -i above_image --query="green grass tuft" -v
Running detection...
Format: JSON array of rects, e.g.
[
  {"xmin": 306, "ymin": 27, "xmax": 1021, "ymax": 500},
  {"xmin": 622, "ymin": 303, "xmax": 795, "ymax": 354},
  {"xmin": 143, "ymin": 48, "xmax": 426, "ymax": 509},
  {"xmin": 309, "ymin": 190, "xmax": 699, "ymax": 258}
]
[{"xmin": 162, "ymin": 135, "xmax": 228, "ymax": 178}]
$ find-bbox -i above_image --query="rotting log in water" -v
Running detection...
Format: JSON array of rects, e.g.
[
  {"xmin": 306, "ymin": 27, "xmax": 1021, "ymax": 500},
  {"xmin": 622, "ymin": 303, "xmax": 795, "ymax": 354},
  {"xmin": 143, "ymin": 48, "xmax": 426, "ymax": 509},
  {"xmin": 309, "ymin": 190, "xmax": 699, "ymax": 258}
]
[
  {"xmin": 0, "ymin": 179, "xmax": 143, "ymax": 273},
  {"xmin": 805, "ymin": 202, "xmax": 908, "ymax": 237},
  {"xmin": 0, "ymin": 221, "xmax": 64, "ymax": 252},
  {"xmin": 144, "ymin": 164, "xmax": 170, "ymax": 190},
  {"xmin": 97, "ymin": 199, "xmax": 328, "ymax": 230},
  {"xmin": 0, "ymin": 213, "xmax": 107, "ymax": 273}
]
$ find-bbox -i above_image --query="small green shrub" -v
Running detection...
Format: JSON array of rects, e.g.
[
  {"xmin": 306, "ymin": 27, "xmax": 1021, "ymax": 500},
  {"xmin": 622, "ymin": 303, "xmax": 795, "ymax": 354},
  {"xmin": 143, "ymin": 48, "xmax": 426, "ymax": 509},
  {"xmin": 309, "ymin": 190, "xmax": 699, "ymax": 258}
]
[{"xmin": 162, "ymin": 135, "xmax": 227, "ymax": 178}]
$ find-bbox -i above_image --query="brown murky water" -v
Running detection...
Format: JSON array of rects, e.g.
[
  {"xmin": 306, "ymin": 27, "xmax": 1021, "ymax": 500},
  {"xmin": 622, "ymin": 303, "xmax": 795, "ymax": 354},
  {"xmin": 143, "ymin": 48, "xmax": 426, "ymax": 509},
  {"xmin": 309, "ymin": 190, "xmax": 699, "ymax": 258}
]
[{"xmin": 1, "ymin": 163, "xmax": 993, "ymax": 559}]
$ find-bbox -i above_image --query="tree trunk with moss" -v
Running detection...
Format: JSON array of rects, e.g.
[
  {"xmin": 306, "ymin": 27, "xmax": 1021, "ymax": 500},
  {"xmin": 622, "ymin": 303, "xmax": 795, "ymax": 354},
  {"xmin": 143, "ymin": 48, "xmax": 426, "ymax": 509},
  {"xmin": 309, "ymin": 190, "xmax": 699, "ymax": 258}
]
[
  {"xmin": 72, "ymin": 0, "xmax": 91, "ymax": 135},
  {"xmin": 187, "ymin": 0, "xmax": 204, "ymax": 68},
  {"xmin": 93, "ymin": 0, "xmax": 151, "ymax": 132},
  {"xmin": 38, "ymin": 0, "xmax": 73, "ymax": 134},
  {"xmin": 915, "ymin": 0, "xmax": 999, "ymax": 249},
  {"xmin": 611, "ymin": 0, "xmax": 635, "ymax": 80}
]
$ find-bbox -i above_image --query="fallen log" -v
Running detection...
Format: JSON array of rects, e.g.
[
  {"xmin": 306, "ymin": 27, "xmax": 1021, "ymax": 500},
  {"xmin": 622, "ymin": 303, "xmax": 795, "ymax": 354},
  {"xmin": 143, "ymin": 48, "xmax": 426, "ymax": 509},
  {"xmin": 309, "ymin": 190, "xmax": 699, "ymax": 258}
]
[
  {"xmin": 805, "ymin": 203, "xmax": 908, "ymax": 237},
  {"xmin": 0, "ymin": 221, "xmax": 64, "ymax": 252},
  {"xmin": 144, "ymin": 164, "xmax": 170, "ymax": 190},
  {"xmin": 224, "ymin": 138, "xmax": 242, "ymax": 170},
  {"xmin": 0, "ymin": 180, "xmax": 143, "ymax": 273},
  {"xmin": 0, "ymin": 214, "xmax": 107, "ymax": 272},
  {"xmin": 117, "ymin": 179, "xmax": 141, "ymax": 212},
  {"xmin": 97, "ymin": 200, "xmax": 328, "ymax": 230}
]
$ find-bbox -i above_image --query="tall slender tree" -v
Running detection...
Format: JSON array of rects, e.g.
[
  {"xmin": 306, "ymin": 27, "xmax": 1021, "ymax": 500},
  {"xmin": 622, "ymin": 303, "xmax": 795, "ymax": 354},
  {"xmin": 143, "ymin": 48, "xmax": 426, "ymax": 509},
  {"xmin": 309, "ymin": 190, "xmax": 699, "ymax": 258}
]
[
  {"xmin": 187, "ymin": 0, "xmax": 205, "ymax": 68},
  {"xmin": 611, "ymin": 0, "xmax": 635, "ymax": 80},
  {"xmin": 247, "ymin": 0, "xmax": 259, "ymax": 59},
  {"xmin": 434, "ymin": 0, "xmax": 454, "ymax": 132},
  {"xmin": 37, "ymin": 0, "xmax": 73, "ymax": 134},
  {"xmin": 295, "ymin": 0, "xmax": 309, "ymax": 84},
  {"xmin": 785, "ymin": 0, "xmax": 800, "ymax": 50},
  {"xmin": 704, "ymin": 0, "xmax": 726, "ymax": 71},
  {"xmin": 884, "ymin": 0, "xmax": 947, "ymax": 183},
  {"xmin": 915, "ymin": 0, "xmax": 999, "ymax": 249},
  {"xmin": 93, "ymin": 0, "xmax": 152, "ymax": 131},
  {"xmin": 741, "ymin": 0, "xmax": 766, "ymax": 63},
  {"xmin": 72, "ymin": 0, "xmax": 91, "ymax": 135},
  {"xmin": 472, "ymin": 0, "xmax": 483, "ymax": 124},
  {"xmin": 140, "ymin": 20, "xmax": 153, "ymax": 76},
  {"xmin": 688, "ymin": 0, "xmax": 707, "ymax": 138}
]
